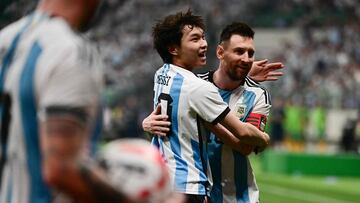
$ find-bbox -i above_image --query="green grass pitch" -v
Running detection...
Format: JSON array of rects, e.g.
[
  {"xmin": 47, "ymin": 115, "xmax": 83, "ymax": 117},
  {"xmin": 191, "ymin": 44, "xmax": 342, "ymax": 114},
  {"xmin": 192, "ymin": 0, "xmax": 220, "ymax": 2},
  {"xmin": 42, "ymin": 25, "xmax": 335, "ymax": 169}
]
[{"xmin": 250, "ymin": 155, "xmax": 360, "ymax": 203}]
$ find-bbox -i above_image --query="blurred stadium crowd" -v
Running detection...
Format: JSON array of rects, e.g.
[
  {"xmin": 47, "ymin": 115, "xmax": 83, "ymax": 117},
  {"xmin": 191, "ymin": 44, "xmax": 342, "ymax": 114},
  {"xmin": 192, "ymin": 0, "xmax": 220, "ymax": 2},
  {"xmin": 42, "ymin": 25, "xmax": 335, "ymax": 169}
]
[{"xmin": 1, "ymin": 0, "xmax": 360, "ymax": 153}]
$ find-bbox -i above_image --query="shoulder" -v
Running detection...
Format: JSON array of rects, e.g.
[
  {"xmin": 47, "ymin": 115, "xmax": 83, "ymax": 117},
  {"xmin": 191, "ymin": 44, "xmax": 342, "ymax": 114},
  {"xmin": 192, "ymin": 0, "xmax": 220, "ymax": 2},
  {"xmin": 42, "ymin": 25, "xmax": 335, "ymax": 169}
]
[
  {"xmin": 40, "ymin": 18, "xmax": 100, "ymax": 68},
  {"xmin": 244, "ymin": 76, "xmax": 271, "ymax": 105},
  {"xmin": 38, "ymin": 18, "xmax": 83, "ymax": 55},
  {"xmin": 0, "ymin": 17, "xmax": 28, "ymax": 46}
]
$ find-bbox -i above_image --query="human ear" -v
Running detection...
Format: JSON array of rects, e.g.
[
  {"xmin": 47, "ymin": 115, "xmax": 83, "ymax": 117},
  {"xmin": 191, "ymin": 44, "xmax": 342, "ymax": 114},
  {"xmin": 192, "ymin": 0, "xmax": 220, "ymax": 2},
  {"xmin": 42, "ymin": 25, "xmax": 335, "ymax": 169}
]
[
  {"xmin": 168, "ymin": 46, "xmax": 178, "ymax": 56},
  {"xmin": 216, "ymin": 45, "xmax": 224, "ymax": 59}
]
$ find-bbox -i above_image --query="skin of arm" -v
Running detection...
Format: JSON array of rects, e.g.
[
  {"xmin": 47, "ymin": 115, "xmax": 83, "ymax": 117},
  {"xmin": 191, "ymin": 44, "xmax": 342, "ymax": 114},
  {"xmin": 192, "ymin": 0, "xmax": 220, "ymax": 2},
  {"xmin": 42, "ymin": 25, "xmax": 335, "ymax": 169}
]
[
  {"xmin": 40, "ymin": 116, "xmax": 134, "ymax": 203},
  {"xmin": 219, "ymin": 112, "xmax": 270, "ymax": 153},
  {"xmin": 205, "ymin": 122, "xmax": 254, "ymax": 155}
]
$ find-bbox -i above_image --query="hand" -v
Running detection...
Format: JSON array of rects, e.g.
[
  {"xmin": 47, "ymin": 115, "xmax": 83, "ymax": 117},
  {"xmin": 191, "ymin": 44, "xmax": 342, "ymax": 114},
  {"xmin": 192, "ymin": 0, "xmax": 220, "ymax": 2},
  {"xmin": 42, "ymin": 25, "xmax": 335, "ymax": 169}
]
[
  {"xmin": 142, "ymin": 104, "xmax": 171, "ymax": 136},
  {"xmin": 248, "ymin": 59, "xmax": 284, "ymax": 82},
  {"xmin": 237, "ymin": 143, "xmax": 254, "ymax": 156},
  {"xmin": 254, "ymin": 132, "xmax": 270, "ymax": 154}
]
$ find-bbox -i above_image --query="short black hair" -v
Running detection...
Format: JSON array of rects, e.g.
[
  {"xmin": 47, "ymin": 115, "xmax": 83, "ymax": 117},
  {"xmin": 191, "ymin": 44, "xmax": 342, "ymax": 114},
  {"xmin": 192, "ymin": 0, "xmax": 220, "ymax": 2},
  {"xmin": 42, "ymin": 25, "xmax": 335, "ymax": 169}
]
[
  {"xmin": 152, "ymin": 9, "xmax": 205, "ymax": 63},
  {"xmin": 219, "ymin": 22, "xmax": 254, "ymax": 44}
]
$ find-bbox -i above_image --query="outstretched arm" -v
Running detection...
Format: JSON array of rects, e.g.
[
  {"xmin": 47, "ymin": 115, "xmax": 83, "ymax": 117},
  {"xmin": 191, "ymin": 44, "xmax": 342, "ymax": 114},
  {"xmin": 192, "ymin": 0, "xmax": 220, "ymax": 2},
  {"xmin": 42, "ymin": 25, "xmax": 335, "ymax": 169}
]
[{"xmin": 248, "ymin": 59, "xmax": 285, "ymax": 82}]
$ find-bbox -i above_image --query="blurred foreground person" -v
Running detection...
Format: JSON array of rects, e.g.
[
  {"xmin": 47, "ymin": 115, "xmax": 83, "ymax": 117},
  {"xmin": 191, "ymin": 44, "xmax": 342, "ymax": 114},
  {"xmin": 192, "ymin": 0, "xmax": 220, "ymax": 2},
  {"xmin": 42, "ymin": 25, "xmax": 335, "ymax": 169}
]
[{"xmin": 0, "ymin": 0, "xmax": 132, "ymax": 202}]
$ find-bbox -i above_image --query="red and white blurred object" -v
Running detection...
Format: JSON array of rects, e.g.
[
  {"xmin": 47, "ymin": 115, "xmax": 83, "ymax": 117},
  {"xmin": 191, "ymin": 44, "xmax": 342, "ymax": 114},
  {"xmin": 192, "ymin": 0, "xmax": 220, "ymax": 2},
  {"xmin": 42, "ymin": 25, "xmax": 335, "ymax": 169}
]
[{"xmin": 97, "ymin": 139, "xmax": 171, "ymax": 202}]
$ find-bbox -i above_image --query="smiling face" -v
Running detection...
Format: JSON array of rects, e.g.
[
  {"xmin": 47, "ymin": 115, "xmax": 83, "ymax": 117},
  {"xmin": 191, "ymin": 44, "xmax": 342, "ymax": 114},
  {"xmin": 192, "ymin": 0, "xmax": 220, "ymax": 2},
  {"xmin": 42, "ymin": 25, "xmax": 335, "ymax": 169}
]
[
  {"xmin": 217, "ymin": 34, "xmax": 255, "ymax": 81},
  {"xmin": 171, "ymin": 25, "xmax": 207, "ymax": 70}
]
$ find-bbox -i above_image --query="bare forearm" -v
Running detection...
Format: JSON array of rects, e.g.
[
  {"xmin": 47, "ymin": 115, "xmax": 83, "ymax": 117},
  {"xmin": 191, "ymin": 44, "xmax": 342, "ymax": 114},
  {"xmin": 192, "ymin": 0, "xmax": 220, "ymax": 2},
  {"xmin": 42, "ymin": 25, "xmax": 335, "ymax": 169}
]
[
  {"xmin": 220, "ymin": 113, "xmax": 269, "ymax": 146},
  {"xmin": 206, "ymin": 123, "xmax": 253, "ymax": 155}
]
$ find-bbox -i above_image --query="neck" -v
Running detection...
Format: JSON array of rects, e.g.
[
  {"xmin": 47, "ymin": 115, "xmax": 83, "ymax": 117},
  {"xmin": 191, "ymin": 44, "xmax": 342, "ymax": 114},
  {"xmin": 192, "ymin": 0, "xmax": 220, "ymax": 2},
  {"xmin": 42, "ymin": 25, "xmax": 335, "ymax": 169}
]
[
  {"xmin": 213, "ymin": 67, "xmax": 243, "ymax": 91},
  {"xmin": 172, "ymin": 59, "xmax": 194, "ymax": 71},
  {"xmin": 37, "ymin": 0, "xmax": 83, "ymax": 31}
]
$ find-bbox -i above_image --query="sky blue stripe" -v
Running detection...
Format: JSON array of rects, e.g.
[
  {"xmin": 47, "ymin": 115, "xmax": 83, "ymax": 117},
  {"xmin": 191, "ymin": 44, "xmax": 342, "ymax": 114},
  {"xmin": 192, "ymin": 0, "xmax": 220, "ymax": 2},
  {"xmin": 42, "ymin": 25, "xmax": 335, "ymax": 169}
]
[
  {"xmin": 209, "ymin": 89, "xmax": 232, "ymax": 202},
  {"xmin": 0, "ymin": 15, "xmax": 34, "ymax": 171},
  {"xmin": 168, "ymin": 73, "xmax": 188, "ymax": 191},
  {"xmin": 234, "ymin": 90, "xmax": 255, "ymax": 203},
  {"xmin": 6, "ymin": 174, "xmax": 12, "ymax": 203},
  {"xmin": 0, "ymin": 14, "xmax": 33, "ymax": 92},
  {"xmin": 218, "ymin": 89, "xmax": 232, "ymax": 104},
  {"xmin": 19, "ymin": 41, "xmax": 51, "ymax": 203},
  {"xmin": 191, "ymin": 139, "xmax": 207, "ymax": 194},
  {"xmin": 89, "ymin": 104, "xmax": 103, "ymax": 157},
  {"xmin": 208, "ymin": 137, "xmax": 223, "ymax": 203},
  {"xmin": 234, "ymin": 152, "xmax": 250, "ymax": 203},
  {"xmin": 240, "ymin": 90, "xmax": 256, "ymax": 122}
]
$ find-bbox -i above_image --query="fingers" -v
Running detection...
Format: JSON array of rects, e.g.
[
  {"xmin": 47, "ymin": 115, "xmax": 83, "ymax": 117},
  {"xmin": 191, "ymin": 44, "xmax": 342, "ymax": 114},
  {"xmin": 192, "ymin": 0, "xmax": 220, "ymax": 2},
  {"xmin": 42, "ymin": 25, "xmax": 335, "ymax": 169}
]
[
  {"xmin": 151, "ymin": 119, "xmax": 171, "ymax": 127},
  {"xmin": 152, "ymin": 129, "xmax": 169, "ymax": 136},
  {"xmin": 254, "ymin": 132, "xmax": 270, "ymax": 154},
  {"xmin": 265, "ymin": 62, "xmax": 285, "ymax": 71},
  {"xmin": 254, "ymin": 59, "xmax": 268, "ymax": 66},
  {"xmin": 148, "ymin": 118, "xmax": 171, "ymax": 136},
  {"xmin": 152, "ymin": 114, "xmax": 169, "ymax": 121},
  {"xmin": 265, "ymin": 72, "xmax": 284, "ymax": 81},
  {"xmin": 268, "ymin": 71, "xmax": 283, "ymax": 77}
]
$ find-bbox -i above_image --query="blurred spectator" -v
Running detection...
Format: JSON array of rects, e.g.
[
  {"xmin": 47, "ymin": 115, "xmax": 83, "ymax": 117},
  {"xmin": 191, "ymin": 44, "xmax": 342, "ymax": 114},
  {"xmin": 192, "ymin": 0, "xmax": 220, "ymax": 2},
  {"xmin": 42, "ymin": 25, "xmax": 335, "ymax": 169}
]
[
  {"xmin": 340, "ymin": 119, "xmax": 357, "ymax": 153},
  {"xmin": 269, "ymin": 98, "xmax": 285, "ymax": 149}
]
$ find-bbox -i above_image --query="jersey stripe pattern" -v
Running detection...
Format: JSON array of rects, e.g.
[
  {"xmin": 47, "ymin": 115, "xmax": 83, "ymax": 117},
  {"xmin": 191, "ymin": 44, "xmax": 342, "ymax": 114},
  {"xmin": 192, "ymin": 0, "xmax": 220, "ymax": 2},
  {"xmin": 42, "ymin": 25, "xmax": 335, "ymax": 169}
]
[
  {"xmin": 198, "ymin": 71, "xmax": 271, "ymax": 203},
  {"xmin": 0, "ymin": 11, "xmax": 102, "ymax": 203},
  {"xmin": 152, "ymin": 64, "xmax": 230, "ymax": 195}
]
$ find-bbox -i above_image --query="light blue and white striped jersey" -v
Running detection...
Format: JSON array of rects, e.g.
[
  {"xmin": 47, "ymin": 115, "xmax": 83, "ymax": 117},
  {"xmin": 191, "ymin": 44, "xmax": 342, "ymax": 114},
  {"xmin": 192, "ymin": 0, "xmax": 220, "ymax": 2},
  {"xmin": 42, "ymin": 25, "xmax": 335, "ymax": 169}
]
[
  {"xmin": 0, "ymin": 12, "xmax": 102, "ymax": 203},
  {"xmin": 152, "ymin": 64, "xmax": 230, "ymax": 195},
  {"xmin": 198, "ymin": 71, "xmax": 271, "ymax": 203}
]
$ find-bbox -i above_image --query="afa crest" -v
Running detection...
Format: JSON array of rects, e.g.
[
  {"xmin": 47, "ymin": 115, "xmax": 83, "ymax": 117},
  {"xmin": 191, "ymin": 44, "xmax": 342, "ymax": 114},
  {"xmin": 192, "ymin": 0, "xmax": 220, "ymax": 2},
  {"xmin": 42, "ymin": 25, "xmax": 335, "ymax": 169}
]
[{"xmin": 234, "ymin": 103, "xmax": 246, "ymax": 119}]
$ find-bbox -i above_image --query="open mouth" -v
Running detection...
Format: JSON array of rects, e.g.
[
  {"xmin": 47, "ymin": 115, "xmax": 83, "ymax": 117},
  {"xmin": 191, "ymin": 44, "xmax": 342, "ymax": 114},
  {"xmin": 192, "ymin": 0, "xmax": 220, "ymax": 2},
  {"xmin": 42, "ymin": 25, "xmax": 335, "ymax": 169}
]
[
  {"xmin": 199, "ymin": 52, "xmax": 206, "ymax": 58},
  {"xmin": 238, "ymin": 65, "xmax": 251, "ymax": 70}
]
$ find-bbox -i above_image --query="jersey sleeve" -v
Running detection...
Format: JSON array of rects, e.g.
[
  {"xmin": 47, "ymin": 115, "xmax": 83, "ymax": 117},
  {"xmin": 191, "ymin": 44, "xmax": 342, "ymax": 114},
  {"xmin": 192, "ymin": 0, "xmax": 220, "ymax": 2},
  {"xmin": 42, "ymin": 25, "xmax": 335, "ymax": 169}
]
[
  {"xmin": 38, "ymin": 43, "xmax": 103, "ymax": 126},
  {"xmin": 189, "ymin": 81, "xmax": 230, "ymax": 124},
  {"xmin": 252, "ymin": 92, "xmax": 271, "ymax": 116},
  {"xmin": 245, "ymin": 92, "xmax": 271, "ymax": 131}
]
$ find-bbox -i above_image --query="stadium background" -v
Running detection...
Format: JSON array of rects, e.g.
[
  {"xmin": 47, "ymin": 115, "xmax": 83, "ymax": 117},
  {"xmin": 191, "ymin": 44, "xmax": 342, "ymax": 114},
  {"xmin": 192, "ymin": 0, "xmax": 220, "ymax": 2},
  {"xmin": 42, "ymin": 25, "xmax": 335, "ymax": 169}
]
[{"xmin": 1, "ymin": 0, "xmax": 360, "ymax": 202}]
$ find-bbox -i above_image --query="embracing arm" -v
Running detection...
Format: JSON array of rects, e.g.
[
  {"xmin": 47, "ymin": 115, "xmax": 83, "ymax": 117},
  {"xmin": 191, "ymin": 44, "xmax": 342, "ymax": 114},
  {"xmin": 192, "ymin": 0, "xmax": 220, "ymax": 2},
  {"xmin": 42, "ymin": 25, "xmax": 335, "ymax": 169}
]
[
  {"xmin": 218, "ymin": 112, "xmax": 270, "ymax": 153},
  {"xmin": 205, "ymin": 122, "xmax": 254, "ymax": 155}
]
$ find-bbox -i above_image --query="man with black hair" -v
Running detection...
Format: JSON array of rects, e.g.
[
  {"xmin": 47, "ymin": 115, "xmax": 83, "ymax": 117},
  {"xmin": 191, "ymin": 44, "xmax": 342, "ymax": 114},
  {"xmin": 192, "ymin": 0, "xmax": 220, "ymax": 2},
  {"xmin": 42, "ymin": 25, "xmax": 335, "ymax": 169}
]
[{"xmin": 149, "ymin": 10, "xmax": 270, "ymax": 202}]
